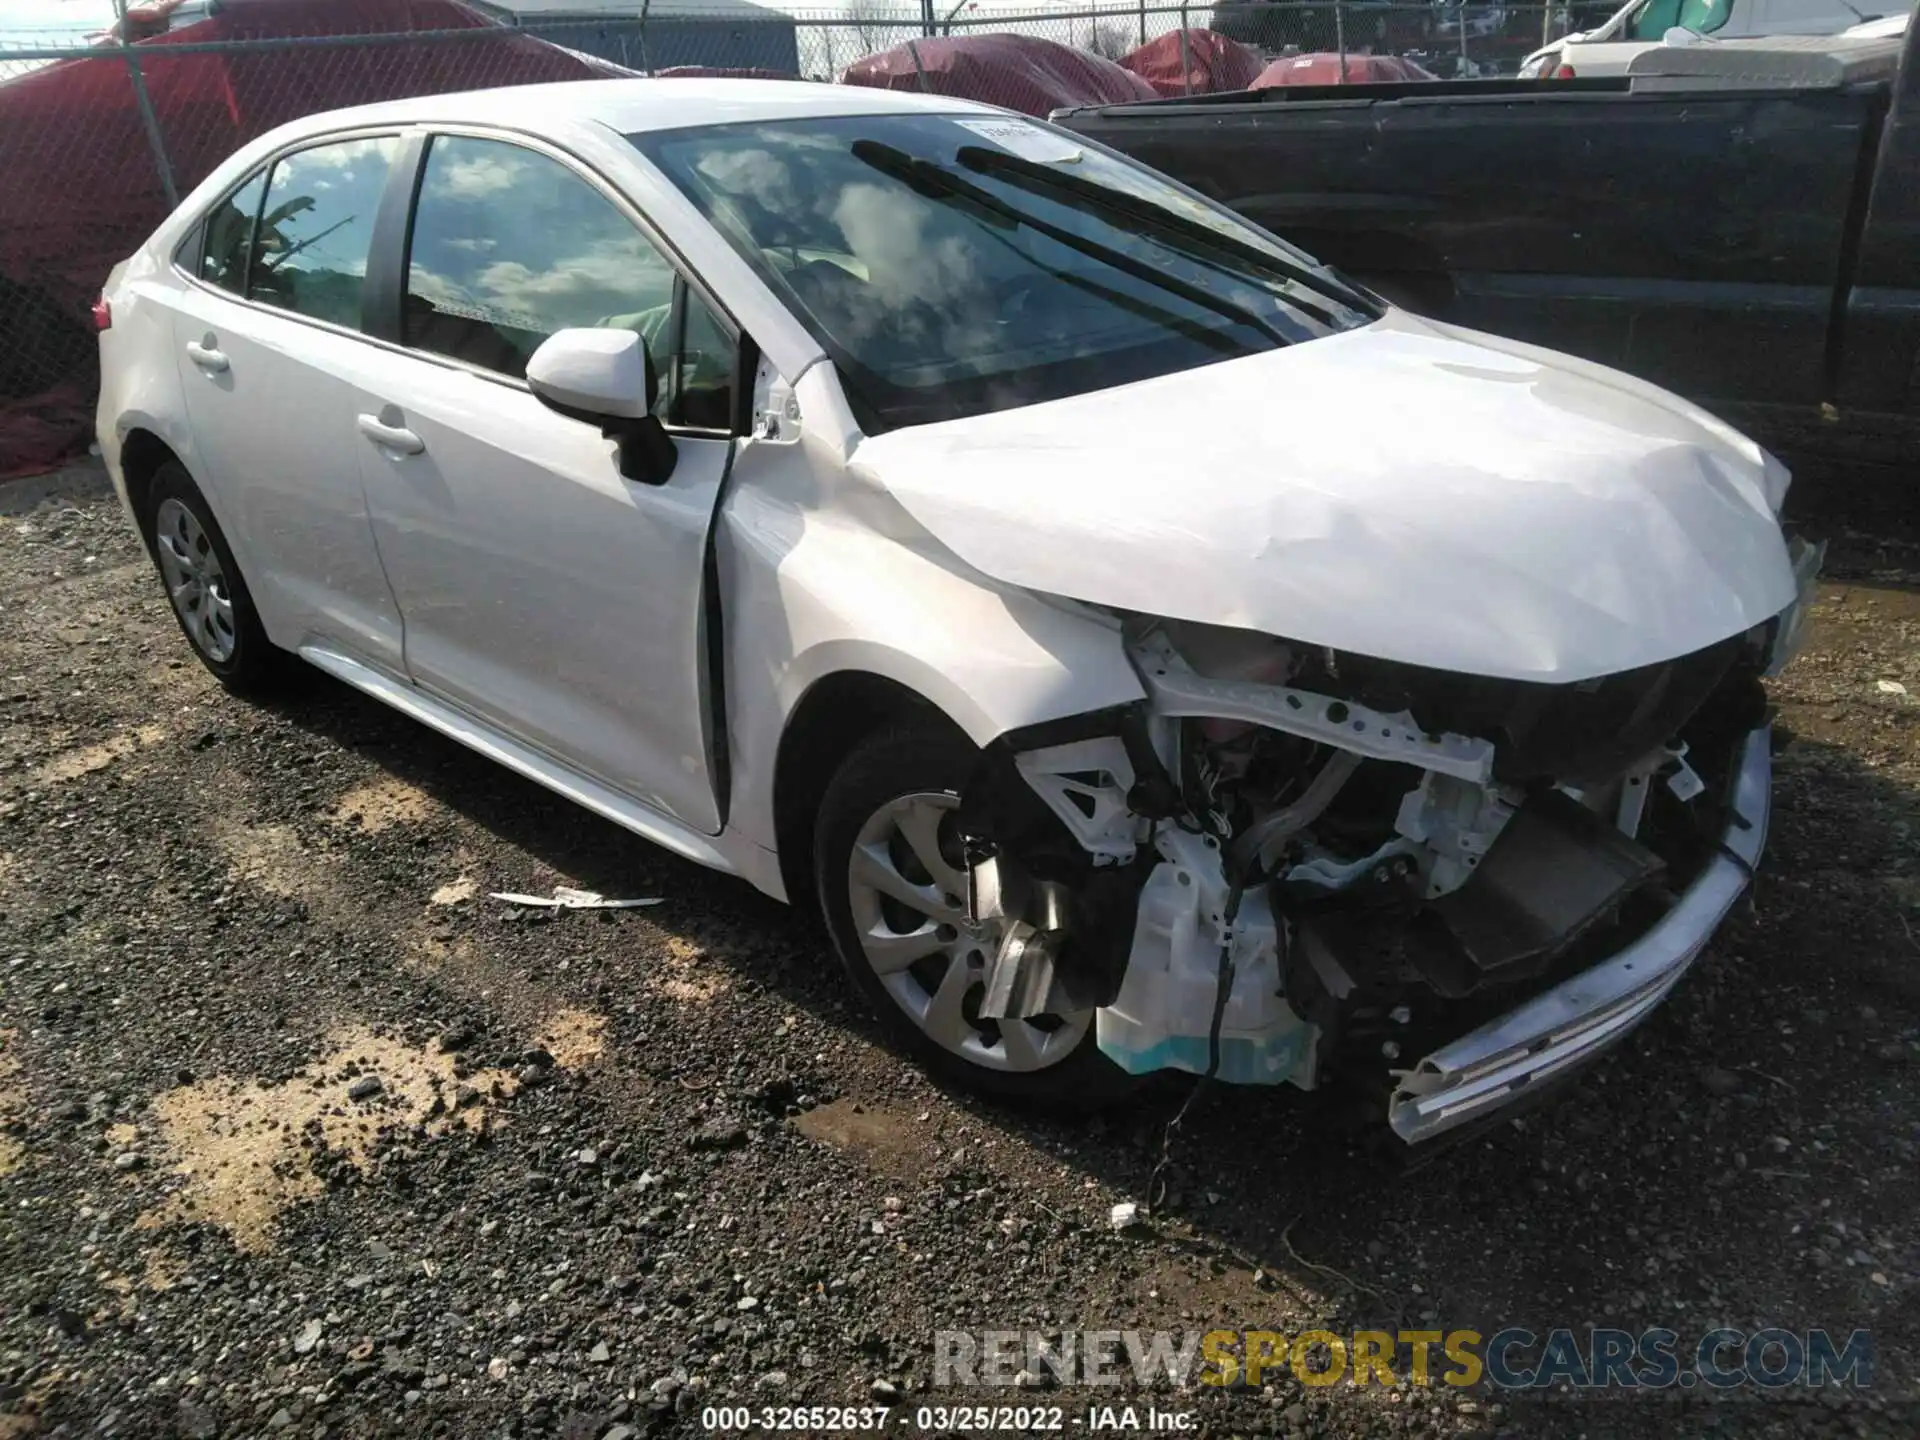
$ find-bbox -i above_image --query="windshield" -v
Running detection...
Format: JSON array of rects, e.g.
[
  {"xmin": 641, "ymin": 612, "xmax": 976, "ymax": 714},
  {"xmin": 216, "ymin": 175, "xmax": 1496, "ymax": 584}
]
[{"xmin": 632, "ymin": 114, "xmax": 1377, "ymax": 434}]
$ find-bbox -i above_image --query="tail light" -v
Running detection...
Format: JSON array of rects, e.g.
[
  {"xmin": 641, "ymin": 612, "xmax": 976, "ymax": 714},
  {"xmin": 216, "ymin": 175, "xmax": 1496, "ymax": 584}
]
[
  {"xmin": 91, "ymin": 295, "xmax": 112, "ymax": 331},
  {"xmin": 1554, "ymin": 63, "xmax": 1577, "ymax": 78}
]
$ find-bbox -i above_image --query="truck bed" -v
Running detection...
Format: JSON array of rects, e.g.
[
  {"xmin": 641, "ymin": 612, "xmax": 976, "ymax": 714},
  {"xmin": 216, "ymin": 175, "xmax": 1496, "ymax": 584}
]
[{"xmin": 1055, "ymin": 62, "xmax": 1918, "ymax": 457}]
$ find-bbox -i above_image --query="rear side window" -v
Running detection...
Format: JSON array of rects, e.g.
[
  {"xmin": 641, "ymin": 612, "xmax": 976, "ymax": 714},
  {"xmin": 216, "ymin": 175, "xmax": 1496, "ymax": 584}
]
[
  {"xmin": 247, "ymin": 135, "xmax": 401, "ymax": 330},
  {"xmin": 200, "ymin": 169, "xmax": 267, "ymax": 294},
  {"xmin": 404, "ymin": 136, "xmax": 679, "ymax": 379}
]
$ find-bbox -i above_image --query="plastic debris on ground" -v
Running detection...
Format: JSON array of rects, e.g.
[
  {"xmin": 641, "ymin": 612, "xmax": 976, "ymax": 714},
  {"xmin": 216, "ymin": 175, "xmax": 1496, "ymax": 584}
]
[{"xmin": 488, "ymin": 886, "xmax": 663, "ymax": 910}]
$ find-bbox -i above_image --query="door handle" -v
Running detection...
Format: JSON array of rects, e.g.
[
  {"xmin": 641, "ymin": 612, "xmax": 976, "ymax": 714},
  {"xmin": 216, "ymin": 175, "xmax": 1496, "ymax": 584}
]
[
  {"xmin": 185, "ymin": 339, "xmax": 229, "ymax": 373},
  {"xmin": 356, "ymin": 412, "xmax": 426, "ymax": 456}
]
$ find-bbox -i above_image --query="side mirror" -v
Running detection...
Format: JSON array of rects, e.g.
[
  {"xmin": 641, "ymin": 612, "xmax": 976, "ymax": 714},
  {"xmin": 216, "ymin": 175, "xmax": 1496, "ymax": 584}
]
[{"xmin": 526, "ymin": 328, "xmax": 677, "ymax": 485}]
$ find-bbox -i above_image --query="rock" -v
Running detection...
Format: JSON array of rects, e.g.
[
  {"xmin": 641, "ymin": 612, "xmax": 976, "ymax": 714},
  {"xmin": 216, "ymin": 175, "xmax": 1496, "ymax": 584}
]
[
  {"xmin": 486, "ymin": 1356, "xmax": 509, "ymax": 1380},
  {"xmin": 590, "ymin": 1341, "xmax": 611, "ymax": 1363},
  {"xmin": 1109, "ymin": 1202, "xmax": 1145, "ymax": 1233},
  {"xmin": 603, "ymin": 1428, "xmax": 636, "ymax": 1440},
  {"xmin": 1014, "ymin": 1368, "xmax": 1047, "ymax": 1389},
  {"xmin": 689, "ymin": 1120, "xmax": 747, "ymax": 1152},
  {"xmin": 347, "ymin": 1076, "xmax": 383, "ymax": 1102},
  {"xmin": 870, "ymin": 1379, "xmax": 902, "ymax": 1402},
  {"xmin": 757, "ymin": 1371, "xmax": 790, "ymax": 1389},
  {"xmin": 113, "ymin": 1151, "xmax": 143, "ymax": 1171},
  {"xmin": 1877, "ymin": 679, "xmax": 1907, "ymax": 696},
  {"xmin": 576, "ymin": 1147, "xmax": 598, "ymax": 1166},
  {"xmin": 1283, "ymin": 1402, "xmax": 1308, "ymax": 1426},
  {"xmin": 292, "ymin": 1318, "xmax": 323, "ymax": 1355},
  {"xmin": 266, "ymin": 1410, "xmax": 294, "ymax": 1431},
  {"xmin": 737, "ymin": 1295, "xmax": 759, "ymax": 1312},
  {"xmin": 1702, "ymin": 1067, "xmax": 1742, "ymax": 1098},
  {"xmin": 382, "ymin": 1349, "xmax": 425, "ymax": 1384},
  {"xmin": 176, "ymin": 1399, "xmax": 218, "ymax": 1439}
]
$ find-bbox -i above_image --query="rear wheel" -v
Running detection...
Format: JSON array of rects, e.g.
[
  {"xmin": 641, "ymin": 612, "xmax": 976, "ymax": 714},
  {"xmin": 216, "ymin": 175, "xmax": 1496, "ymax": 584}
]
[
  {"xmin": 144, "ymin": 462, "xmax": 284, "ymax": 694},
  {"xmin": 814, "ymin": 722, "xmax": 1138, "ymax": 1108}
]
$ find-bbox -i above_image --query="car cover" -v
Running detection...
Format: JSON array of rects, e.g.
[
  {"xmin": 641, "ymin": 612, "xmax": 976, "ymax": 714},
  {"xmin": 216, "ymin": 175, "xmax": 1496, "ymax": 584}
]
[
  {"xmin": 1118, "ymin": 28, "xmax": 1263, "ymax": 97},
  {"xmin": 0, "ymin": 0, "xmax": 625, "ymax": 480},
  {"xmin": 1250, "ymin": 51, "xmax": 1438, "ymax": 86},
  {"xmin": 838, "ymin": 33, "xmax": 1157, "ymax": 119}
]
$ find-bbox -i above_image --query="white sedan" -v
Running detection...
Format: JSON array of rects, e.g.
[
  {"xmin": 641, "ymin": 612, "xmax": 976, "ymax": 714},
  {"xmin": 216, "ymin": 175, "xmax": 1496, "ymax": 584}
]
[
  {"xmin": 97, "ymin": 79, "xmax": 1817, "ymax": 1142},
  {"xmin": 1520, "ymin": 0, "xmax": 1896, "ymax": 77}
]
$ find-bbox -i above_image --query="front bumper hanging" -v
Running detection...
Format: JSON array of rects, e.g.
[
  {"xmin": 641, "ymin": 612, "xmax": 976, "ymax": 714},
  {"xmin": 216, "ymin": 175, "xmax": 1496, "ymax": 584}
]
[{"xmin": 1387, "ymin": 724, "xmax": 1772, "ymax": 1144}]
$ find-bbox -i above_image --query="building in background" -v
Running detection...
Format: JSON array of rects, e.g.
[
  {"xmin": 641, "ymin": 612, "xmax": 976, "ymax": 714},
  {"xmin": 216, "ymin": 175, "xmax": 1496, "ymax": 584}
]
[{"xmin": 467, "ymin": 0, "xmax": 800, "ymax": 74}]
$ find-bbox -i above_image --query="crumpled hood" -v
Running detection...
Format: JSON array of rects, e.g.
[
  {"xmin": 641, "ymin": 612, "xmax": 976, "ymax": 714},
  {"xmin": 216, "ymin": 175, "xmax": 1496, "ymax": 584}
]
[{"xmin": 847, "ymin": 312, "xmax": 1799, "ymax": 683}]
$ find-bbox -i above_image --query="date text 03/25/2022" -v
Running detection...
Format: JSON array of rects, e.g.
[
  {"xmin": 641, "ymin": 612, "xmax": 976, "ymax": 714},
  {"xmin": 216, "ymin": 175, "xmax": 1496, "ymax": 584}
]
[{"xmin": 698, "ymin": 1405, "xmax": 1196, "ymax": 1431}]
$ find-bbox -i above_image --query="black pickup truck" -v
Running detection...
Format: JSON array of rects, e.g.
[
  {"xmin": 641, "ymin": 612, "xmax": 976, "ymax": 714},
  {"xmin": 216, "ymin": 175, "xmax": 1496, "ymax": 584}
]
[{"xmin": 1054, "ymin": 29, "xmax": 1920, "ymax": 465}]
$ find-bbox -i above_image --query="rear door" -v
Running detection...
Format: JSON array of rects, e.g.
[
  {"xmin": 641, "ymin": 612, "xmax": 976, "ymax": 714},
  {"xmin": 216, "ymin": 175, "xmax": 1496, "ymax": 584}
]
[
  {"xmin": 348, "ymin": 131, "xmax": 741, "ymax": 834},
  {"xmin": 167, "ymin": 133, "xmax": 407, "ymax": 670}
]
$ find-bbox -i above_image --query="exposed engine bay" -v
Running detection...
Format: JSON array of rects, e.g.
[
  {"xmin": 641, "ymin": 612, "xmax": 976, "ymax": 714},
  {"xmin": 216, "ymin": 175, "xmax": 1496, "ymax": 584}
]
[{"xmin": 954, "ymin": 537, "xmax": 1820, "ymax": 1141}]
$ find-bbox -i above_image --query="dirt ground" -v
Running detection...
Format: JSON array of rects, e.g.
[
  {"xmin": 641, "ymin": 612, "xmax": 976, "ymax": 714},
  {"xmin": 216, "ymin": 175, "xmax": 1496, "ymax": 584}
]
[{"xmin": 0, "ymin": 461, "xmax": 1914, "ymax": 1439}]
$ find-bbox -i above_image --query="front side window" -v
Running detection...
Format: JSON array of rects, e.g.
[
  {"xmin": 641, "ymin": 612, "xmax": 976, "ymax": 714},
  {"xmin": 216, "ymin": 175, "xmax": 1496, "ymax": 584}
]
[
  {"xmin": 662, "ymin": 290, "xmax": 736, "ymax": 430},
  {"xmin": 200, "ymin": 169, "xmax": 267, "ymax": 295},
  {"xmin": 1630, "ymin": 0, "xmax": 1731, "ymax": 39},
  {"xmin": 405, "ymin": 136, "xmax": 682, "ymax": 382},
  {"xmin": 632, "ymin": 114, "xmax": 1377, "ymax": 434},
  {"xmin": 247, "ymin": 136, "xmax": 400, "ymax": 329}
]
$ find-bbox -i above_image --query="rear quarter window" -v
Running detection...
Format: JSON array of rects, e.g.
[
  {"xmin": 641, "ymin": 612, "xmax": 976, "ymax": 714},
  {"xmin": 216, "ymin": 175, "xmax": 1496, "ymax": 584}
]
[{"xmin": 190, "ymin": 168, "xmax": 267, "ymax": 295}]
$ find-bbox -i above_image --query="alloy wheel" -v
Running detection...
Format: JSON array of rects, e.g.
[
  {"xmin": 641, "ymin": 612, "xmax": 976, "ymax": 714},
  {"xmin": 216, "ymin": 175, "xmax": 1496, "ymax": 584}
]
[
  {"xmin": 153, "ymin": 497, "xmax": 237, "ymax": 664},
  {"xmin": 845, "ymin": 790, "xmax": 1090, "ymax": 1073}
]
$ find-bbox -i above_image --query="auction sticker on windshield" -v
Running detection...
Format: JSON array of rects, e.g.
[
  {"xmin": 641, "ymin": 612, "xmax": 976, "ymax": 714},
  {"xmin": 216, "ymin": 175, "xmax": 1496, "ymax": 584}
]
[{"xmin": 954, "ymin": 117, "xmax": 1083, "ymax": 164}]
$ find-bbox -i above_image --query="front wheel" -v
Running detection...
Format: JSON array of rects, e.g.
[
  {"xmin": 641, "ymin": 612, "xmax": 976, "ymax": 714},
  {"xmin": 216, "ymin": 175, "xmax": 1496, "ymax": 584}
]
[{"xmin": 814, "ymin": 722, "xmax": 1138, "ymax": 1108}]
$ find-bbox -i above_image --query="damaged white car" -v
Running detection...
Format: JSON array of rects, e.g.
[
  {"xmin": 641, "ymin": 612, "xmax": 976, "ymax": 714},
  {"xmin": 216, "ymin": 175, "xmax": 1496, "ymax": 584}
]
[{"xmin": 96, "ymin": 81, "xmax": 1821, "ymax": 1142}]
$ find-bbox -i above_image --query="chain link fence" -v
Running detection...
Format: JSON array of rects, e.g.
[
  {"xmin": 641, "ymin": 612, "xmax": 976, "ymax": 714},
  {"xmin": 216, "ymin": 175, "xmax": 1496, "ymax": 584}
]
[{"xmin": 1, "ymin": 1, "xmax": 1590, "ymax": 476}]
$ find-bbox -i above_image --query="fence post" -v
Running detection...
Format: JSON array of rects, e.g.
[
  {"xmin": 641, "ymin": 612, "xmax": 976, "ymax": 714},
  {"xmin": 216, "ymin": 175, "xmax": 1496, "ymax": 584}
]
[
  {"xmin": 1177, "ymin": 11, "xmax": 1192, "ymax": 96},
  {"xmin": 921, "ymin": 0, "xmax": 936, "ymax": 39},
  {"xmin": 1334, "ymin": 2, "xmax": 1348, "ymax": 83},
  {"xmin": 908, "ymin": 38, "xmax": 930, "ymax": 91},
  {"xmin": 111, "ymin": 0, "xmax": 177, "ymax": 210},
  {"xmin": 637, "ymin": 0, "xmax": 653, "ymax": 74}
]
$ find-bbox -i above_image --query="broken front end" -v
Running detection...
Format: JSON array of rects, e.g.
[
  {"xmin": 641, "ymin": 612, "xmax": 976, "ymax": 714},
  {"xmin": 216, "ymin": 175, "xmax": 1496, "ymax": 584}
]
[{"xmin": 961, "ymin": 544, "xmax": 1818, "ymax": 1142}]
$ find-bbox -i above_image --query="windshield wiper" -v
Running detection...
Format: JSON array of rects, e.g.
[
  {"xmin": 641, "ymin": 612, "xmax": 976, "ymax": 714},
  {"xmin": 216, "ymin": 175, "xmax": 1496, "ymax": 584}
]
[
  {"xmin": 849, "ymin": 140, "xmax": 1295, "ymax": 348},
  {"xmin": 956, "ymin": 144, "xmax": 1378, "ymax": 321}
]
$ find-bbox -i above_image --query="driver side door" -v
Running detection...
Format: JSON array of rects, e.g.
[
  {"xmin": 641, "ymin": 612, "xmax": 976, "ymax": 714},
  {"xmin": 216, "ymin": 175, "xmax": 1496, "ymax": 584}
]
[{"xmin": 349, "ymin": 131, "xmax": 741, "ymax": 834}]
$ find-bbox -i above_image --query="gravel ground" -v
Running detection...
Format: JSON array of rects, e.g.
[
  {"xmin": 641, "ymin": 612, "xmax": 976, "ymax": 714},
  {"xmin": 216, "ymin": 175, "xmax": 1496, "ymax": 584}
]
[{"xmin": 0, "ymin": 463, "xmax": 1915, "ymax": 1439}]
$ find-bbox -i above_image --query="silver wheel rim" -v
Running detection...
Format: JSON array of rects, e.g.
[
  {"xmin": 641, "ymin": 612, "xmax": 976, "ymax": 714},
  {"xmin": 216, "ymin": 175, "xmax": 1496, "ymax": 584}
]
[
  {"xmin": 846, "ymin": 791, "xmax": 1090, "ymax": 1074},
  {"xmin": 153, "ymin": 497, "xmax": 237, "ymax": 664}
]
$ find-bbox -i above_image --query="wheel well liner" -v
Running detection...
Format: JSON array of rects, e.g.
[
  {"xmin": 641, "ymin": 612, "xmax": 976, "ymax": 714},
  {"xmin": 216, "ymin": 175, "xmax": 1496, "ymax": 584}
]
[
  {"xmin": 119, "ymin": 428, "xmax": 180, "ymax": 543},
  {"xmin": 772, "ymin": 672, "xmax": 950, "ymax": 910}
]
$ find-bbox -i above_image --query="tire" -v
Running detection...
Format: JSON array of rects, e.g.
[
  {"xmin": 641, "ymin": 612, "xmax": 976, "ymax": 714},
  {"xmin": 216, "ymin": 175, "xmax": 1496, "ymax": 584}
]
[
  {"xmin": 814, "ymin": 721, "xmax": 1139, "ymax": 1109},
  {"xmin": 143, "ymin": 461, "xmax": 285, "ymax": 695}
]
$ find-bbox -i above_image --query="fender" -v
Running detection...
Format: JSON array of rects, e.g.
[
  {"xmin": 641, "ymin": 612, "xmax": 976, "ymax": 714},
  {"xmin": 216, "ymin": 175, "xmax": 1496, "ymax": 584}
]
[{"xmin": 715, "ymin": 382, "xmax": 1149, "ymax": 860}]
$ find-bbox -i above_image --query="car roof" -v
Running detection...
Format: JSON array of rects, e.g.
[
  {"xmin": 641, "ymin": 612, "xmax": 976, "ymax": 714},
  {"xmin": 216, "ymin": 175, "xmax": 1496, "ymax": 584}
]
[{"xmin": 278, "ymin": 77, "xmax": 1003, "ymax": 140}]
